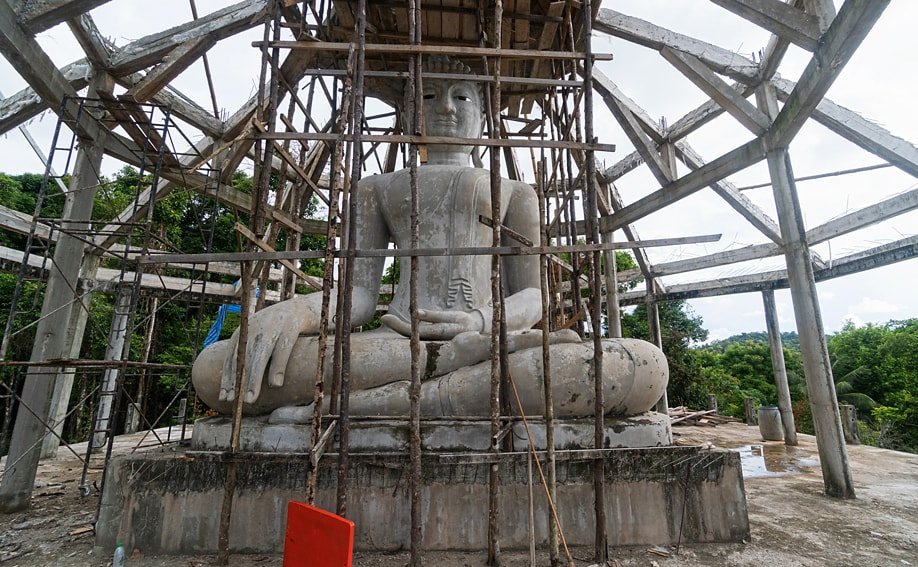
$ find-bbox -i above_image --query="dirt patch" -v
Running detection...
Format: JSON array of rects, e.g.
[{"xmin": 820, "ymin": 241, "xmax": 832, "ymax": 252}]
[{"xmin": 1, "ymin": 423, "xmax": 915, "ymax": 566}]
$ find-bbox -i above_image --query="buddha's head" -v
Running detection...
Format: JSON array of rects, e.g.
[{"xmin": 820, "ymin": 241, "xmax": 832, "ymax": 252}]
[{"xmin": 408, "ymin": 56, "xmax": 486, "ymax": 165}]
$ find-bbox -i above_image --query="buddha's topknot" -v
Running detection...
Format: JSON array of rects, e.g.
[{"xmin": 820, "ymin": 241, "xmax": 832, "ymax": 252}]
[{"xmin": 423, "ymin": 55, "xmax": 474, "ymax": 76}]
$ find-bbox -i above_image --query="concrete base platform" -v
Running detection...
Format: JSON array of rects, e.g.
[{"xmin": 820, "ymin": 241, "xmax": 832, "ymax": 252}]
[
  {"xmin": 95, "ymin": 446, "xmax": 749, "ymax": 554},
  {"xmin": 190, "ymin": 413, "xmax": 673, "ymax": 452}
]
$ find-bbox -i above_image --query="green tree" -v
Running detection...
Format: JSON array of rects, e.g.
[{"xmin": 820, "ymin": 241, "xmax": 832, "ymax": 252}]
[{"xmin": 621, "ymin": 300, "xmax": 708, "ymax": 408}]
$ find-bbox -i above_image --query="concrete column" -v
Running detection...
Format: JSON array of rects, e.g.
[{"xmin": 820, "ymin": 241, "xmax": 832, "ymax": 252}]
[
  {"xmin": 40, "ymin": 254, "xmax": 101, "ymax": 458},
  {"xmin": 767, "ymin": 147, "xmax": 853, "ymax": 497},
  {"xmin": 758, "ymin": 82, "xmax": 853, "ymax": 498},
  {"xmin": 91, "ymin": 286, "xmax": 132, "ymax": 450},
  {"xmin": 761, "ymin": 289, "xmax": 799, "ymax": 446},
  {"xmin": 647, "ymin": 296, "xmax": 668, "ymax": 415},
  {"xmin": 0, "ymin": 76, "xmax": 112, "ymax": 512}
]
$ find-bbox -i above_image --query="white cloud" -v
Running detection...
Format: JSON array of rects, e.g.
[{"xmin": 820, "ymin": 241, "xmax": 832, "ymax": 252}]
[{"xmin": 849, "ymin": 297, "xmax": 901, "ymax": 316}]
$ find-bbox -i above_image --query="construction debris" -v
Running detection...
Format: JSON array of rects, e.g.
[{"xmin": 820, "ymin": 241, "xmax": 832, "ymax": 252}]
[{"xmin": 669, "ymin": 407, "xmax": 740, "ymax": 427}]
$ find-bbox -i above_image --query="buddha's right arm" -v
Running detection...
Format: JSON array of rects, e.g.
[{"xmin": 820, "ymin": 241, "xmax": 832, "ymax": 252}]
[{"xmin": 290, "ymin": 283, "xmax": 381, "ymax": 335}]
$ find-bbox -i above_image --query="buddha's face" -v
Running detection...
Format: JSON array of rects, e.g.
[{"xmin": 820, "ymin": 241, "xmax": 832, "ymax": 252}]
[{"xmin": 422, "ymin": 79, "xmax": 484, "ymax": 140}]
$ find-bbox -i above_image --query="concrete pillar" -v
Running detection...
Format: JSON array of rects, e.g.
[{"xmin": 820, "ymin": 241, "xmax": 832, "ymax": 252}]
[
  {"xmin": 744, "ymin": 397, "xmax": 757, "ymax": 425},
  {"xmin": 0, "ymin": 76, "xmax": 112, "ymax": 512},
  {"xmin": 40, "ymin": 254, "xmax": 100, "ymax": 458},
  {"xmin": 758, "ymin": 84, "xmax": 854, "ymax": 499},
  {"xmin": 840, "ymin": 404, "xmax": 860, "ymax": 445},
  {"xmin": 91, "ymin": 286, "xmax": 132, "ymax": 450},
  {"xmin": 647, "ymin": 296, "xmax": 668, "ymax": 415},
  {"xmin": 762, "ymin": 290, "xmax": 799, "ymax": 446}
]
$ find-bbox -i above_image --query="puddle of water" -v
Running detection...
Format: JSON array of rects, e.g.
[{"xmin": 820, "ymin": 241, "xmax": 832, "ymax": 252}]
[{"xmin": 735, "ymin": 444, "xmax": 820, "ymax": 478}]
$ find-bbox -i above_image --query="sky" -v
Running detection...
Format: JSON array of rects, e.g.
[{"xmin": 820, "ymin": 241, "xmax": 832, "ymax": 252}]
[{"xmin": 0, "ymin": 1, "xmax": 915, "ymax": 343}]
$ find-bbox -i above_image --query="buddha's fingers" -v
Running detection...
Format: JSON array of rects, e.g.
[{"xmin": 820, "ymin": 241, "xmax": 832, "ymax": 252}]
[
  {"xmin": 267, "ymin": 330, "xmax": 297, "ymax": 388},
  {"xmin": 244, "ymin": 332, "xmax": 273, "ymax": 404},
  {"xmin": 218, "ymin": 332, "xmax": 240, "ymax": 402}
]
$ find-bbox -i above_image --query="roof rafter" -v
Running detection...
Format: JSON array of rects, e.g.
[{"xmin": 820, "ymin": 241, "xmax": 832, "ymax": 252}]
[
  {"xmin": 16, "ymin": 0, "xmax": 113, "ymax": 33},
  {"xmin": 708, "ymin": 0, "xmax": 821, "ymax": 51}
]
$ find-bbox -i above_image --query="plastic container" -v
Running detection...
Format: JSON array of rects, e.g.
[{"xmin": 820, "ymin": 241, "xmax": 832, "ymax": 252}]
[
  {"xmin": 113, "ymin": 542, "xmax": 126, "ymax": 567},
  {"xmin": 758, "ymin": 406, "xmax": 784, "ymax": 441}
]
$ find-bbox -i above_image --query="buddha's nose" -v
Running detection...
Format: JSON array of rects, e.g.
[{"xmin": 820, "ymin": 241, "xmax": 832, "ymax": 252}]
[{"xmin": 438, "ymin": 96, "xmax": 456, "ymax": 114}]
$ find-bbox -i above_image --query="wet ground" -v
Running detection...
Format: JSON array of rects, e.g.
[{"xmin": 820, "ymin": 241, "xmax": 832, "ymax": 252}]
[{"xmin": 1, "ymin": 421, "xmax": 916, "ymax": 566}]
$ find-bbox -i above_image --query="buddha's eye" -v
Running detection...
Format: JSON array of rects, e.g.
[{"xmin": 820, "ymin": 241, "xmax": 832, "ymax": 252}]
[
  {"xmin": 423, "ymin": 93, "xmax": 435, "ymax": 100},
  {"xmin": 455, "ymin": 94, "xmax": 472, "ymax": 102}
]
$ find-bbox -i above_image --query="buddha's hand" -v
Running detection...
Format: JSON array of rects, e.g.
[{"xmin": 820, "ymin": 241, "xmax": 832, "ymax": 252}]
[
  {"xmin": 218, "ymin": 297, "xmax": 312, "ymax": 405},
  {"xmin": 381, "ymin": 309, "xmax": 485, "ymax": 340}
]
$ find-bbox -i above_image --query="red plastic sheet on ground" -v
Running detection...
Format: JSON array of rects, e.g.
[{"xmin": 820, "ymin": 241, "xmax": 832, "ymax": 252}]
[{"xmin": 283, "ymin": 501, "xmax": 354, "ymax": 567}]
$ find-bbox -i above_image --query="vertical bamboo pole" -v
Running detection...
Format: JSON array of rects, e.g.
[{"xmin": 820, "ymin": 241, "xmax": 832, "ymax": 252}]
[
  {"xmin": 407, "ymin": 0, "xmax": 423, "ymax": 563},
  {"xmin": 579, "ymin": 1, "xmax": 607, "ymax": 561},
  {"xmin": 336, "ymin": 0, "xmax": 368, "ymax": 517},
  {"xmin": 485, "ymin": 2, "xmax": 505, "ymax": 564}
]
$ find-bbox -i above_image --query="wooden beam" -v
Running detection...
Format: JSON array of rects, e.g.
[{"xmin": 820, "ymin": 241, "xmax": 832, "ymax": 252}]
[
  {"xmin": 802, "ymin": 0, "xmax": 836, "ymax": 32},
  {"xmin": 591, "ymin": 68, "xmax": 664, "ymax": 144},
  {"xmin": 599, "ymin": 150, "xmax": 643, "ymax": 183},
  {"xmin": 675, "ymin": 141, "xmax": 782, "ymax": 244},
  {"xmin": 0, "ymin": 1, "xmax": 108, "ymax": 144},
  {"xmin": 66, "ymin": 13, "xmax": 110, "ymax": 69},
  {"xmin": 623, "ymin": 235, "xmax": 918, "ymax": 304},
  {"xmin": 709, "ymin": 0, "xmax": 820, "ymax": 51},
  {"xmin": 661, "ymin": 47, "xmax": 771, "ymax": 136},
  {"xmin": 123, "ymin": 36, "xmax": 217, "ymax": 103},
  {"xmin": 601, "ymin": 89, "xmax": 673, "ymax": 186},
  {"xmin": 601, "ymin": 138, "xmax": 767, "ymax": 233},
  {"xmin": 766, "ymin": 0, "xmax": 891, "ymax": 149},
  {"xmin": 771, "ymin": 78, "xmax": 918, "ymax": 179},
  {"xmin": 115, "ymin": 75, "xmax": 224, "ymax": 138},
  {"xmin": 17, "ymin": 0, "xmax": 112, "ymax": 33},
  {"xmin": 108, "ymin": 0, "xmax": 269, "ymax": 75},
  {"xmin": 0, "ymin": 61, "xmax": 91, "ymax": 136},
  {"xmin": 652, "ymin": 186, "xmax": 918, "ymax": 277},
  {"xmin": 594, "ymin": 8, "xmax": 759, "ymax": 84}
]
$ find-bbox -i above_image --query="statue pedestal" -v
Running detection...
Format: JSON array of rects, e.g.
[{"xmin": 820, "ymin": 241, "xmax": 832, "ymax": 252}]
[
  {"xmin": 95, "ymin": 416, "xmax": 750, "ymax": 554},
  {"xmin": 189, "ymin": 413, "xmax": 673, "ymax": 453},
  {"xmin": 95, "ymin": 444, "xmax": 748, "ymax": 554}
]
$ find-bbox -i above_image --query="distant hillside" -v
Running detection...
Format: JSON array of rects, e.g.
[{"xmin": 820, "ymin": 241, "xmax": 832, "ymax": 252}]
[{"xmin": 704, "ymin": 331, "xmax": 800, "ymax": 351}]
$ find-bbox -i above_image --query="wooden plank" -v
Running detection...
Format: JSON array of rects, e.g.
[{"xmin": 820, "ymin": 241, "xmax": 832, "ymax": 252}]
[
  {"xmin": 660, "ymin": 47, "xmax": 771, "ymax": 136},
  {"xmin": 708, "ymin": 0, "xmax": 821, "ymax": 51},
  {"xmin": 260, "ymin": 131, "xmax": 616, "ymax": 152},
  {"xmin": 594, "ymin": 9, "xmax": 758, "ymax": 84},
  {"xmin": 234, "ymin": 223, "xmax": 322, "ymax": 289},
  {"xmin": 766, "ymin": 0, "xmax": 890, "ymax": 149},
  {"xmin": 257, "ymin": 41, "xmax": 613, "ymax": 61},
  {"xmin": 138, "ymin": 234, "xmax": 723, "ymax": 265}
]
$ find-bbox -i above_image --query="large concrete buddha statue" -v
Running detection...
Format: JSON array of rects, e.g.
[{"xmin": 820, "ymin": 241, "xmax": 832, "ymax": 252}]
[{"xmin": 191, "ymin": 57, "xmax": 668, "ymax": 424}]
